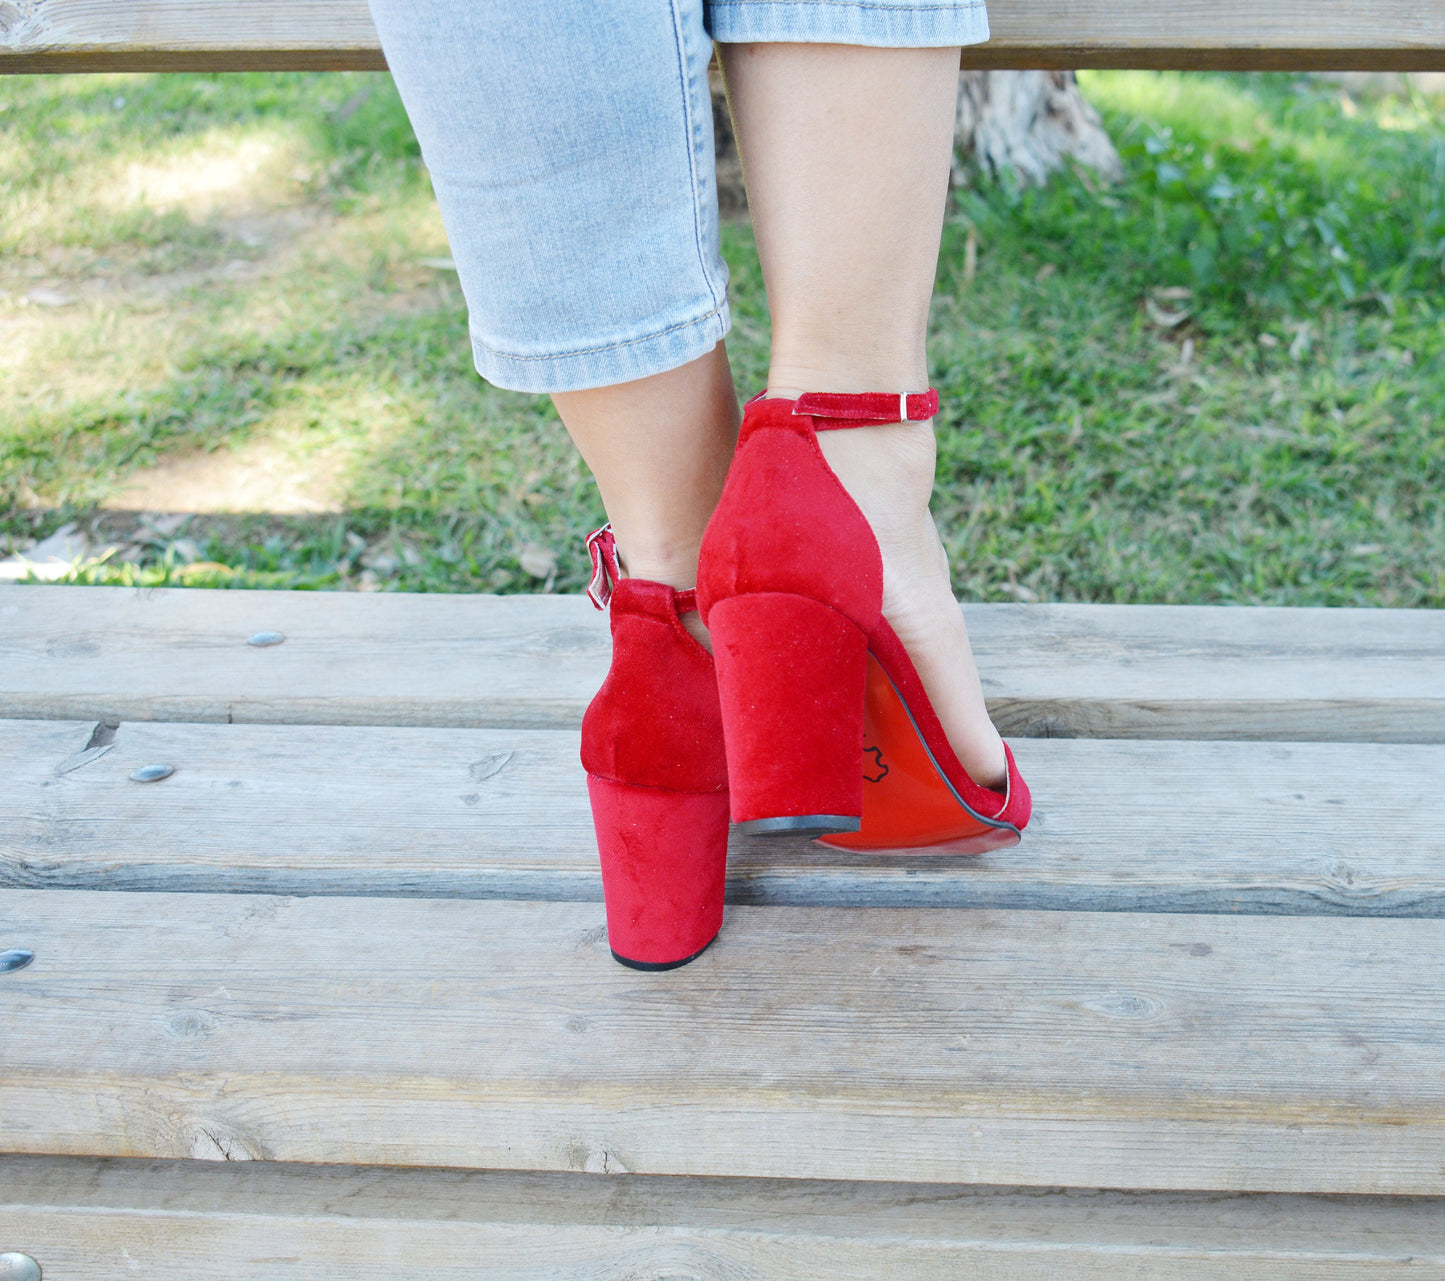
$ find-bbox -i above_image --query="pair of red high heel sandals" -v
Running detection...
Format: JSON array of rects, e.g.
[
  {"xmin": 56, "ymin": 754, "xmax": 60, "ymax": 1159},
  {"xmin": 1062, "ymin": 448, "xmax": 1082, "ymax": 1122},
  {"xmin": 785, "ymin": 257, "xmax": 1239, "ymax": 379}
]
[{"xmin": 582, "ymin": 389, "xmax": 1032, "ymax": 970}]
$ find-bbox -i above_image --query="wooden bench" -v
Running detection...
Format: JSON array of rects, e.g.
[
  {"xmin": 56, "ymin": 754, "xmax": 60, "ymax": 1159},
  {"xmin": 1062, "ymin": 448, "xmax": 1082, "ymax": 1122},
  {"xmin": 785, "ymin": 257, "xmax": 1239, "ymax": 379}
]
[
  {"xmin": 4, "ymin": 0, "xmax": 1445, "ymax": 72},
  {"xmin": 2, "ymin": 585, "xmax": 1444, "ymax": 1276},
  {"xmin": 5, "ymin": 6, "xmax": 1445, "ymax": 1276}
]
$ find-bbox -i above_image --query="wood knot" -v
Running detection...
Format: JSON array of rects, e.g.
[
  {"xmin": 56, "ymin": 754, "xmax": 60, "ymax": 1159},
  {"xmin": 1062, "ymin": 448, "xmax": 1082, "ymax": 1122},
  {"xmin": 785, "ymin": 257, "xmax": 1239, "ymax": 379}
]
[
  {"xmin": 1083, "ymin": 991, "xmax": 1164, "ymax": 1021},
  {"xmin": 186, "ymin": 1121, "xmax": 269, "ymax": 1162}
]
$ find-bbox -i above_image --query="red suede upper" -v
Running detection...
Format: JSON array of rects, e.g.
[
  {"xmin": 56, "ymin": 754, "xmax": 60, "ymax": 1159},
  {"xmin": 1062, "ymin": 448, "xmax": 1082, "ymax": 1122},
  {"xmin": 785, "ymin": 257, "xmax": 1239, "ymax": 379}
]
[
  {"xmin": 580, "ymin": 578, "xmax": 728, "ymax": 794},
  {"xmin": 697, "ymin": 396, "xmax": 883, "ymax": 635}
]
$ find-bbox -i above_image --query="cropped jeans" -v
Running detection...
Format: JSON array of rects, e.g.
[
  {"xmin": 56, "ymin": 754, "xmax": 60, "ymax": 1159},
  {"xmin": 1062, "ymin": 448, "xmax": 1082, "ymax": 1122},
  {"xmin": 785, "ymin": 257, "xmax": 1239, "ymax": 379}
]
[{"xmin": 367, "ymin": 0, "xmax": 988, "ymax": 392}]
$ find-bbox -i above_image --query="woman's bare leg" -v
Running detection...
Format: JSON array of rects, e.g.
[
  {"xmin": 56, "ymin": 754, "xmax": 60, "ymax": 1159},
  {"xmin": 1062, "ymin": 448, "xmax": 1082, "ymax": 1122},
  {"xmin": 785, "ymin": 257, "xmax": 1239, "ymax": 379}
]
[
  {"xmin": 717, "ymin": 42, "xmax": 1006, "ymax": 788},
  {"xmin": 552, "ymin": 342, "xmax": 740, "ymax": 599}
]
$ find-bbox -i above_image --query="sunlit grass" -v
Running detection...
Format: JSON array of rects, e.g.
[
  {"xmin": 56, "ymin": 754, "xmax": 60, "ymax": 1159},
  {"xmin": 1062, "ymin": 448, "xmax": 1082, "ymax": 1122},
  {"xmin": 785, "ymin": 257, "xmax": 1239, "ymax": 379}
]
[
  {"xmin": 2, "ymin": 69, "xmax": 1442, "ymax": 605},
  {"xmin": 1082, "ymin": 69, "xmax": 1270, "ymax": 141}
]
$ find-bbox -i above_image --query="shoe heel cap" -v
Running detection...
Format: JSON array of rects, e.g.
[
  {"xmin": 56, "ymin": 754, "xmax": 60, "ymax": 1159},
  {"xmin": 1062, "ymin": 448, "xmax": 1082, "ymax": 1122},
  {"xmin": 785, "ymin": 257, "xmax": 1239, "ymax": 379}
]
[{"xmin": 739, "ymin": 814, "xmax": 861, "ymax": 837}]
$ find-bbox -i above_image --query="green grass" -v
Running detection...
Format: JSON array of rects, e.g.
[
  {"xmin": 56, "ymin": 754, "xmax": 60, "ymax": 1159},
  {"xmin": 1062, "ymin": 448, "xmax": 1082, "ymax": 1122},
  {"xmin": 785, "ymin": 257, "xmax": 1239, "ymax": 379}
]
[
  {"xmin": 934, "ymin": 71, "xmax": 1445, "ymax": 605},
  {"xmin": 2, "ymin": 69, "xmax": 1442, "ymax": 604}
]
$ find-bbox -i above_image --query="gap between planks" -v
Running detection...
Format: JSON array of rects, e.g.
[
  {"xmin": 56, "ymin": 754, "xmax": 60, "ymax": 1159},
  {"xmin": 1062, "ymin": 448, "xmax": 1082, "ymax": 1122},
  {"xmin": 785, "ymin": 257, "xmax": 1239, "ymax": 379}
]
[
  {"xmin": 3, "ymin": 717, "xmax": 1443, "ymax": 916},
  {"xmin": 2, "ymin": 1156, "xmax": 1444, "ymax": 1280}
]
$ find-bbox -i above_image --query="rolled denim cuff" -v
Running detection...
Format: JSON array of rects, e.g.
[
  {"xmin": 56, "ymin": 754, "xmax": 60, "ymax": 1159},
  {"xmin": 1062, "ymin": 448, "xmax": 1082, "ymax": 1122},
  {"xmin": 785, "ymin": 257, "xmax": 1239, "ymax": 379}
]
[
  {"xmin": 708, "ymin": 0, "xmax": 989, "ymax": 47},
  {"xmin": 470, "ymin": 298, "xmax": 732, "ymax": 394}
]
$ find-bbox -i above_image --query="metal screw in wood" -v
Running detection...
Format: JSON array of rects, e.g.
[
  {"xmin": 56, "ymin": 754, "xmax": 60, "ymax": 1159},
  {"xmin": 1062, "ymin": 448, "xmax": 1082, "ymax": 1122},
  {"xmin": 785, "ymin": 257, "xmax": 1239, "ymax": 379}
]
[{"xmin": 0, "ymin": 1252, "xmax": 42, "ymax": 1281}]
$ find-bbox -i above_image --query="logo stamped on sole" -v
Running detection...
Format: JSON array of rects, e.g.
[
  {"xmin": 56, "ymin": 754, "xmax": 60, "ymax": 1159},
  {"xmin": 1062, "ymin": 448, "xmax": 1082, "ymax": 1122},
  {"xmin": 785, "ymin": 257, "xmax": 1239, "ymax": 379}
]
[{"xmin": 863, "ymin": 745, "xmax": 889, "ymax": 784}]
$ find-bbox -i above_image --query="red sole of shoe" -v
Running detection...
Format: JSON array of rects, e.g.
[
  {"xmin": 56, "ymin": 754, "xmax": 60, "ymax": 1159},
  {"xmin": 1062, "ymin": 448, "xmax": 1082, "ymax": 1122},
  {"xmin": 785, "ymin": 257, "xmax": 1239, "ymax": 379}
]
[{"xmin": 816, "ymin": 654, "xmax": 1021, "ymax": 855}]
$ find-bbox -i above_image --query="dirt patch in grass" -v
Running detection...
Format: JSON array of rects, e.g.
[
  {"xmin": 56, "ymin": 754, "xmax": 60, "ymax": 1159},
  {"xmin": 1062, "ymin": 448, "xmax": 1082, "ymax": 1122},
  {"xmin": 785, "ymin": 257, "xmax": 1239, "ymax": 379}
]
[{"xmin": 100, "ymin": 436, "xmax": 350, "ymax": 515}]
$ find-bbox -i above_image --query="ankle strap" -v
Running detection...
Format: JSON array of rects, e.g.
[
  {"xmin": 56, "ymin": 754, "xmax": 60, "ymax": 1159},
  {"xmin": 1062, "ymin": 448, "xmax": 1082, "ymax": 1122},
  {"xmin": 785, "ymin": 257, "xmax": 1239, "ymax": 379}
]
[
  {"xmin": 792, "ymin": 388, "xmax": 939, "ymax": 430},
  {"xmin": 585, "ymin": 523, "xmax": 697, "ymax": 614}
]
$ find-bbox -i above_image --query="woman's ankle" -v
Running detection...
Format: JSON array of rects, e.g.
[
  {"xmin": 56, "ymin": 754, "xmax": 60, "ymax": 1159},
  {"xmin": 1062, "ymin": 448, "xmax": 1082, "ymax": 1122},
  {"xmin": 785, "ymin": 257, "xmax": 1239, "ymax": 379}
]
[
  {"xmin": 813, "ymin": 418, "xmax": 938, "ymax": 541},
  {"xmin": 610, "ymin": 533, "xmax": 702, "ymax": 592}
]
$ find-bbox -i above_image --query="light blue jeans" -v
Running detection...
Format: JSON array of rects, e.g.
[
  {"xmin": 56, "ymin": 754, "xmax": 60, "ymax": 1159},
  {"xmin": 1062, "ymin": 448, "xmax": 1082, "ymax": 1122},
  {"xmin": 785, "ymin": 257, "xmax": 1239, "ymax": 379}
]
[{"xmin": 367, "ymin": 1, "xmax": 988, "ymax": 392}]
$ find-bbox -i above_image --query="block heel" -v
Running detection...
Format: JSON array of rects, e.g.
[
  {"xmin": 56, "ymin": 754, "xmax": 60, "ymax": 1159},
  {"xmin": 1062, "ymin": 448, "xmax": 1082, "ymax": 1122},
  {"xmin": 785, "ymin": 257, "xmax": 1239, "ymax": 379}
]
[
  {"xmin": 707, "ymin": 591, "xmax": 868, "ymax": 835},
  {"xmin": 587, "ymin": 776, "xmax": 729, "ymax": 969},
  {"xmin": 580, "ymin": 525, "xmax": 730, "ymax": 970}
]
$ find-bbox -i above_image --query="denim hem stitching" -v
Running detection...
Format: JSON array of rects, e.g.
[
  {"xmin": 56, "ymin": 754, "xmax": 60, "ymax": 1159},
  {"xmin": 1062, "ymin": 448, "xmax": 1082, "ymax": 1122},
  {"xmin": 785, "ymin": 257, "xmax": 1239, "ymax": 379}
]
[{"xmin": 472, "ymin": 296, "xmax": 729, "ymax": 363}]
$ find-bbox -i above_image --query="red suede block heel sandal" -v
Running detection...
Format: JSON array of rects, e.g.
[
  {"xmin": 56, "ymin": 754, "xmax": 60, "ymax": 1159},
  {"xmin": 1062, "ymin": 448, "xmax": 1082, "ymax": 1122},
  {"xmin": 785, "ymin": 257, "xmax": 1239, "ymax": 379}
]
[
  {"xmin": 697, "ymin": 392, "xmax": 1030, "ymax": 852},
  {"xmin": 581, "ymin": 525, "xmax": 730, "ymax": 969}
]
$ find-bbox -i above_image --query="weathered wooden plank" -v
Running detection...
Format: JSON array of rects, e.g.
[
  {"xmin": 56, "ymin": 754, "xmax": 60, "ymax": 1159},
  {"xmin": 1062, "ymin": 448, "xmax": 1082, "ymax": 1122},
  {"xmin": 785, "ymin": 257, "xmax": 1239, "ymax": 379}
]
[
  {"xmin": 0, "ymin": 585, "xmax": 607, "ymax": 730},
  {"xmin": 4, "ymin": 0, "xmax": 1445, "ymax": 73},
  {"xmin": 2, "ymin": 890, "xmax": 1443, "ymax": 1192},
  {"xmin": 4, "ymin": 586, "xmax": 1443, "ymax": 741},
  {"xmin": 974, "ymin": 2, "xmax": 1445, "ymax": 70},
  {"xmin": 3, "ymin": 1156, "xmax": 1443, "ymax": 1280},
  {"xmin": 4, "ymin": 719, "xmax": 1443, "ymax": 917},
  {"xmin": 0, "ymin": 0, "xmax": 382, "ymax": 73}
]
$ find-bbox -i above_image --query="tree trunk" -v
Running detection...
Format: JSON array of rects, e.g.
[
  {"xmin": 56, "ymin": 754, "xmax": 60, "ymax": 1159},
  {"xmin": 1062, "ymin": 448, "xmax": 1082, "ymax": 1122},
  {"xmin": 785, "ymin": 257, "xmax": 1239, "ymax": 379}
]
[{"xmin": 953, "ymin": 70, "xmax": 1121, "ymax": 187}]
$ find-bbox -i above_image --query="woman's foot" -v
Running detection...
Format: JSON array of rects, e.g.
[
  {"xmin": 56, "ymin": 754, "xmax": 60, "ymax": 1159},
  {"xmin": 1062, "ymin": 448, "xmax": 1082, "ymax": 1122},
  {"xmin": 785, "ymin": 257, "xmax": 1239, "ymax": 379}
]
[{"xmin": 767, "ymin": 396, "xmax": 1008, "ymax": 791}]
